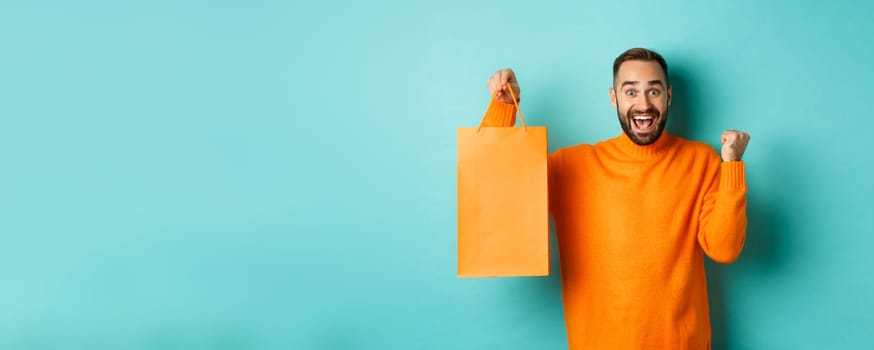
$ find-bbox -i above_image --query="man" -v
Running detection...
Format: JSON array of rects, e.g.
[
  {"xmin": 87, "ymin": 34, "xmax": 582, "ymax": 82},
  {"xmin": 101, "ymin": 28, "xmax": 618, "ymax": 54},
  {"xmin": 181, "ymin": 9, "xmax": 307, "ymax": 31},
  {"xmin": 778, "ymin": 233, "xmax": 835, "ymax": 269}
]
[{"xmin": 482, "ymin": 48, "xmax": 750, "ymax": 349}]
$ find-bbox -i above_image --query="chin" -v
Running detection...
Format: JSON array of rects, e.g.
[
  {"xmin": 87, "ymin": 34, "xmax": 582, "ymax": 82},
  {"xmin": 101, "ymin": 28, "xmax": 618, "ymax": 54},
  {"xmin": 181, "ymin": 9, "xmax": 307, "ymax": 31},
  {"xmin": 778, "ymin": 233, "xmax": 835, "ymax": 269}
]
[{"xmin": 630, "ymin": 129, "xmax": 663, "ymax": 145}]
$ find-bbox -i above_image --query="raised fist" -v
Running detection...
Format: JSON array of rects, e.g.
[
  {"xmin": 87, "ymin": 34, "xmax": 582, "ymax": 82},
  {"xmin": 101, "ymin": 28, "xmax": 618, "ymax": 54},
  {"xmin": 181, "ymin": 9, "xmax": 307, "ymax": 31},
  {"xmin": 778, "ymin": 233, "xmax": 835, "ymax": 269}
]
[{"xmin": 721, "ymin": 130, "xmax": 750, "ymax": 162}]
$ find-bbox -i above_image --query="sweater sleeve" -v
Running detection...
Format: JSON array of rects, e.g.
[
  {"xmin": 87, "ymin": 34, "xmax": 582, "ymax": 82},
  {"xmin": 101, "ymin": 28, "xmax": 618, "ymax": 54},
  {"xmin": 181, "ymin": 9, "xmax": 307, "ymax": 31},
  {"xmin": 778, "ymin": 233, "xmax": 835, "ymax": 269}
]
[
  {"xmin": 481, "ymin": 96, "xmax": 517, "ymax": 127},
  {"xmin": 697, "ymin": 161, "xmax": 747, "ymax": 263}
]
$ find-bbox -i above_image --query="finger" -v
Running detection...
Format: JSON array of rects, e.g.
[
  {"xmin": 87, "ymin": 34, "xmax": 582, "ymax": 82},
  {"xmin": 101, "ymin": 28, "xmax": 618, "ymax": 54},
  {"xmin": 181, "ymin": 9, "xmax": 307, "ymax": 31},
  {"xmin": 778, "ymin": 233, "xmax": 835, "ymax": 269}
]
[
  {"xmin": 493, "ymin": 83, "xmax": 505, "ymax": 97},
  {"xmin": 500, "ymin": 69, "xmax": 514, "ymax": 87},
  {"xmin": 495, "ymin": 91, "xmax": 510, "ymax": 103},
  {"xmin": 510, "ymin": 82, "xmax": 519, "ymax": 98},
  {"xmin": 499, "ymin": 69, "xmax": 509, "ymax": 84},
  {"xmin": 488, "ymin": 73, "xmax": 502, "ymax": 94},
  {"xmin": 503, "ymin": 82, "xmax": 513, "ymax": 99}
]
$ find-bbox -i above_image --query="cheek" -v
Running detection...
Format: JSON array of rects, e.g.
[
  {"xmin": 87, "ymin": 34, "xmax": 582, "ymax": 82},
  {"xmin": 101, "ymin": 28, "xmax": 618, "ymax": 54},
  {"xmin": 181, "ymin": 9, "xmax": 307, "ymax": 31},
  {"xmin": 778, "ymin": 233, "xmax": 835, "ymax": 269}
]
[
  {"xmin": 618, "ymin": 99, "xmax": 632, "ymax": 110},
  {"xmin": 655, "ymin": 98, "xmax": 669, "ymax": 111},
  {"xmin": 618, "ymin": 103, "xmax": 630, "ymax": 115}
]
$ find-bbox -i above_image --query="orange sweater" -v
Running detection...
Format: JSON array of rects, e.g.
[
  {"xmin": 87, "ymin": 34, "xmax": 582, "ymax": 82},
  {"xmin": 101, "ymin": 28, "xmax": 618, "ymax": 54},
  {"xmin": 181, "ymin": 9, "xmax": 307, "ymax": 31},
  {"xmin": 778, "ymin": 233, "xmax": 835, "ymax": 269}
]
[{"xmin": 484, "ymin": 98, "xmax": 747, "ymax": 349}]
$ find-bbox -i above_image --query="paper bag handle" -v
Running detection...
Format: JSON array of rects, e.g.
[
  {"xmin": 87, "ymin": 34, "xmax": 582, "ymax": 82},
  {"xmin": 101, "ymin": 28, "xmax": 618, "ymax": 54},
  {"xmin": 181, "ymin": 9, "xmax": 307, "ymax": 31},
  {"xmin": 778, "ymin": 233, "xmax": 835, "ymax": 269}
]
[{"xmin": 477, "ymin": 82, "xmax": 527, "ymax": 132}]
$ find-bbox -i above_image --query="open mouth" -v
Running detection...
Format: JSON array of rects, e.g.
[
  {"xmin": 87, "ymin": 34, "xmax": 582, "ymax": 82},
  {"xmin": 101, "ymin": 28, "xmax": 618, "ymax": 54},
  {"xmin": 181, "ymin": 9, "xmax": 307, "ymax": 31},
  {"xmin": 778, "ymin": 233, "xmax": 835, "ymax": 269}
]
[{"xmin": 631, "ymin": 115, "xmax": 657, "ymax": 132}]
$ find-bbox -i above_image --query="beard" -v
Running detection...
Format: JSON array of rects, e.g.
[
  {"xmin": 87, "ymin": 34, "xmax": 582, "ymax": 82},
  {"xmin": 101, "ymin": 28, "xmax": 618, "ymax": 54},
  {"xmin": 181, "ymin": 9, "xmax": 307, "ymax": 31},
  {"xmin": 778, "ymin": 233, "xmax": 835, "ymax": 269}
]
[{"xmin": 617, "ymin": 106, "xmax": 668, "ymax": 146}]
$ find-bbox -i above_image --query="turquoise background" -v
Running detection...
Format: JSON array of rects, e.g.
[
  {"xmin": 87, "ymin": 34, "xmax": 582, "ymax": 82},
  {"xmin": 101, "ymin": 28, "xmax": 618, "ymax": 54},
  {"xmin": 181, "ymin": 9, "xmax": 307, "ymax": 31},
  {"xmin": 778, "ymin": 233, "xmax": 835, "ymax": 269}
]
[{"xmin": 2, "ymin": 0, "xmax": 872, "ymax": 349}]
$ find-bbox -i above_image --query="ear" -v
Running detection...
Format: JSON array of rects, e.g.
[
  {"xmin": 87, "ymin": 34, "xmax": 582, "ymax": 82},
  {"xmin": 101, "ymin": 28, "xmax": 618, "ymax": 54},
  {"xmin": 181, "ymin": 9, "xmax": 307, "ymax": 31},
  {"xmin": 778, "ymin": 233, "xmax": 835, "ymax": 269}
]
[
  {"xmin": 609, "ymin": 87, "xmax": 617, "ymax": 109},
  {"xmin": 667, "ymin": 84, "xmax": 673, "ymax": 107}
]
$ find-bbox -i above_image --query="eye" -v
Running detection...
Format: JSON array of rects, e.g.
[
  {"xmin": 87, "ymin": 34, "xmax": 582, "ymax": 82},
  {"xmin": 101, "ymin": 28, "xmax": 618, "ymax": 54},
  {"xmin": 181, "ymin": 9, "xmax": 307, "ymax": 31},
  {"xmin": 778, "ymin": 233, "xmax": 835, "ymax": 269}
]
[
  {"xmin": 648, "ymin": 89, "xmax": 661, "ymax": 96},
  {"xmin": 625, "ymin": 90, "xmax": 636, "ymax": 97}
]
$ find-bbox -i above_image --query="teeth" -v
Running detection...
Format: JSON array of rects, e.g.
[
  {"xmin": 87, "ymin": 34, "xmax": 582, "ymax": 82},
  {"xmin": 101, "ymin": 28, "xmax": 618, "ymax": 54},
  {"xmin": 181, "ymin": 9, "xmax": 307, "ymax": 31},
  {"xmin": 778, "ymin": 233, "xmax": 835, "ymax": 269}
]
[{"xmin": 633, "ymin": 116, "xmax": 654, "ymax": 120}]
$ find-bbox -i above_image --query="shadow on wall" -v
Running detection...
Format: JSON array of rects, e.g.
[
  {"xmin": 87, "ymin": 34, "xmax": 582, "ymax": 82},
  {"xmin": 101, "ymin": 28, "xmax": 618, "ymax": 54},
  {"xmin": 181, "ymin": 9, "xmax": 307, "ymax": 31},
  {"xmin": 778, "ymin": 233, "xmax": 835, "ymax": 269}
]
[{"xmin": 669, "ymin": 66, "xmax": 791, "ymax": 350}]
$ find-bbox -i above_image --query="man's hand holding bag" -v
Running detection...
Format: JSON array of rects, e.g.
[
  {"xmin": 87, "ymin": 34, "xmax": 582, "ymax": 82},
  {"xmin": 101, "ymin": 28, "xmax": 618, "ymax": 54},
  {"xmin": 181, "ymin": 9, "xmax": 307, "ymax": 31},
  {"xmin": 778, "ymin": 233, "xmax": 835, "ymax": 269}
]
[{"xmin": 457, "ymin": 83, "xmax": 549, "ymax": 278}]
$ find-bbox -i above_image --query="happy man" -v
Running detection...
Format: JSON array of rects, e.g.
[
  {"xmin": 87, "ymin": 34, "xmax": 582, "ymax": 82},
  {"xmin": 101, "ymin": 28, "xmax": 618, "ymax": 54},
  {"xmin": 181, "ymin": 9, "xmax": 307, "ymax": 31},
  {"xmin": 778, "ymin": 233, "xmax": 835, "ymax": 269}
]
[{"xmin": 483, "ymin": 48, "xmax": 750, "ymax": 349}]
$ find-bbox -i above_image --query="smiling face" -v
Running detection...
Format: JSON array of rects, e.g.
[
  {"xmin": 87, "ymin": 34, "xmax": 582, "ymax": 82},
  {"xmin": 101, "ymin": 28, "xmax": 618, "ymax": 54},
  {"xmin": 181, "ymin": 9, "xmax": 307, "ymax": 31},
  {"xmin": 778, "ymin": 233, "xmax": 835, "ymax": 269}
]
[{"xmin": 610, "ymin": 60, "xmax": 672, "ymax": 145}]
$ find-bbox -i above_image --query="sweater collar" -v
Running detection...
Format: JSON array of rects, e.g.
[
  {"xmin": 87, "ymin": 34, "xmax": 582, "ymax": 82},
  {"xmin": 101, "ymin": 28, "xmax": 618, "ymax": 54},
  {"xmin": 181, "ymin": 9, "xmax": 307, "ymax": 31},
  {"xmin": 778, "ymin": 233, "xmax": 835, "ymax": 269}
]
[{"xmin": 614, "ymin": 131, "xmax": 674, "ymax": 159}]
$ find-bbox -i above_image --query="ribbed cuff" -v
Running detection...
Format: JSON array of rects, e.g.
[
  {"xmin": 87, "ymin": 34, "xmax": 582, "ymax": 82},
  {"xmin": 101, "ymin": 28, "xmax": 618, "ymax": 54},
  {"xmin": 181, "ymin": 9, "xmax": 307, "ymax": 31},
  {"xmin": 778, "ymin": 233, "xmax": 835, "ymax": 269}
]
[
  {"xmin": 481, "ymin": 96, "xmax": 517, "ymax": 127},
  {"xmin": 720, "ymin": 161, "xmax": 746, "ymax": 190}
]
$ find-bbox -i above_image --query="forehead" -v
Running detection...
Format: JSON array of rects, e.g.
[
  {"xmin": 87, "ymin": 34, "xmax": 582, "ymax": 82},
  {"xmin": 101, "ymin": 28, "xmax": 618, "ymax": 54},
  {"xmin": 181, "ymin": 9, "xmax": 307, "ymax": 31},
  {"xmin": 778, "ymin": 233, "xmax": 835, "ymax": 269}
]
[{"xmin": 615, "ymin": 60, "xmax": 667, "ymax": 85}]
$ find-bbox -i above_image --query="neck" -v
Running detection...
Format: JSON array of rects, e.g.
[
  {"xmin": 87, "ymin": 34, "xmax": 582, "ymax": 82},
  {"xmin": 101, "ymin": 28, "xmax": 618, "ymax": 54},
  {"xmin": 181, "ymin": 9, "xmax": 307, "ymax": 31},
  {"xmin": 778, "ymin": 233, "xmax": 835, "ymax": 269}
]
[{"xmin": 615, "ymin": 131, "xmax": 674, "ymax": 159}]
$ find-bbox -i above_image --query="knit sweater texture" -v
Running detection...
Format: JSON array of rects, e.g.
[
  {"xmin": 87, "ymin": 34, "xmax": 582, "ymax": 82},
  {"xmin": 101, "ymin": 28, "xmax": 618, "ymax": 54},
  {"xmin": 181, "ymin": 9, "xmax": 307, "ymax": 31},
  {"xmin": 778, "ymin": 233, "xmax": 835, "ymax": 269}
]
[{"xmin": 483, "ymin": 98, "xmax": 747, "ymax": 350}]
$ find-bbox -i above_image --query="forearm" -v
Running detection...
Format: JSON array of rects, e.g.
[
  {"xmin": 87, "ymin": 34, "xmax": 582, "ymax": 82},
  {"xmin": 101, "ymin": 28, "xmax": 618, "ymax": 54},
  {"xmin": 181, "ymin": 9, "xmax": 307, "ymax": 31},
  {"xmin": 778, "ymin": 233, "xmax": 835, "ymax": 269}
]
[
  {"xmin": 481, "ymin": 96, "xmax": 517, "ymax": 127},
  {"xmin": 698, "ymin": 161, "xmax": 747, "ymax": 263}
]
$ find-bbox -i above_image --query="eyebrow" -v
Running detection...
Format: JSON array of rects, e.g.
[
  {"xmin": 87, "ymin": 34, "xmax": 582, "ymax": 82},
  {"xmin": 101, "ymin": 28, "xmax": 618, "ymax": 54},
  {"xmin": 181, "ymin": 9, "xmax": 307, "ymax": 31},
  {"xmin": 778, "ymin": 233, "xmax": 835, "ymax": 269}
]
[{"xmin": 620, "ymin": 80, "xmax": 665, "ymax": 88}]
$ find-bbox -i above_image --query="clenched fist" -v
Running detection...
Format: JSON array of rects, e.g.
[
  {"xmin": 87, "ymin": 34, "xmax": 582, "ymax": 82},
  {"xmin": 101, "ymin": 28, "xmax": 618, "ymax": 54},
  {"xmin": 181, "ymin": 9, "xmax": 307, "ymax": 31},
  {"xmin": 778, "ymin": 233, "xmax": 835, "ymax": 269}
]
[
  {"xmin": 721, "ymin": 130, "xmax": 750, "ymax": 162},
  {"xmin": 487, "ymin": 68, "xmax": 520, "ymax": 104}
]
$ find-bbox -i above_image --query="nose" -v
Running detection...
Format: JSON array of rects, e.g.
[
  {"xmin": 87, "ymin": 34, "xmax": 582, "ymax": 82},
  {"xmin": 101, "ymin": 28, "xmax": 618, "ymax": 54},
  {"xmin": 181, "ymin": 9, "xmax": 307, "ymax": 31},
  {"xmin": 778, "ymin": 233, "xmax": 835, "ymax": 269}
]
[{"xmin": 642, "ymin": 93, "xmax": 655, "ymax": 109}]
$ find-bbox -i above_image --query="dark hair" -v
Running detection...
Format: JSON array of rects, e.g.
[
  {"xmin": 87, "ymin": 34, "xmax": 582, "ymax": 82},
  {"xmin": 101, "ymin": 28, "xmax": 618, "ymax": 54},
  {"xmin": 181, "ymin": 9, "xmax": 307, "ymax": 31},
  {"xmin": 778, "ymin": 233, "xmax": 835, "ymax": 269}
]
[{"xmin": 612, "ymin": 48, "xmax": 669, "ymax": 84}]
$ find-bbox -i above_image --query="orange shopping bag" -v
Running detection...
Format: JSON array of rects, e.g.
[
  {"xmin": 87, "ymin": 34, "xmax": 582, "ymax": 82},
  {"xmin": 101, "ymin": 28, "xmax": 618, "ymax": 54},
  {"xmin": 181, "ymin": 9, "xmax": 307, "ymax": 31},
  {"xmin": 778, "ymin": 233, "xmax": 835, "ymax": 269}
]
[{"xmin": 456, "ymin": 86, "xmax": 549, "ymax": 278}]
